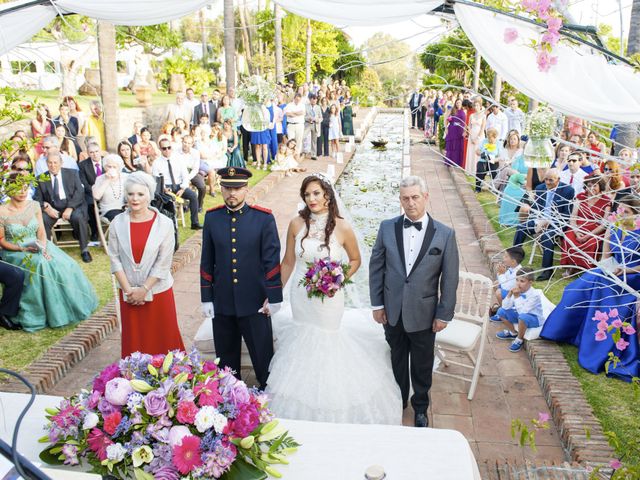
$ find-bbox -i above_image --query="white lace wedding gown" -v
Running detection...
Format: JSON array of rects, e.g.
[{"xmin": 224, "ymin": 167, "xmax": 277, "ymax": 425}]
[{"xmin": 266, "ymin": 212, "xmax": 402, "ymax": 424}]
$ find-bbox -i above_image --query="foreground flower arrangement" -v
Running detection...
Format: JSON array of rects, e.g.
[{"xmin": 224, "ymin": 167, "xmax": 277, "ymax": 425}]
[{"xmin": 39, "ymin": 350, "xmax": 299, "ymax": 479}]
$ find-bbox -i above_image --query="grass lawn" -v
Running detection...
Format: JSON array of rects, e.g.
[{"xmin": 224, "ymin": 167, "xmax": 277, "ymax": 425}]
[
  {"xmin": 23, "ymin": 89, "xmax": 175, "ymax": 113},
  {"xmin": 475, "ymin": 184, "xmax": 640, "ymax": 463},
  {"xmin": 0, "ymin": 167, "xmax": 269, "ymax": 375}
]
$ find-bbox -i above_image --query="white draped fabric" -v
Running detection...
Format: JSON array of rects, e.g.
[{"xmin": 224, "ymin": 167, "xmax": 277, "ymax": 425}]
[
  {"xmin": 454, "ymin": 3, "xmax": 640, "ymax": 124},
  {"xmin": 274, "ymin": 0, "xmax": 442, "ymax": 26},
  {"xmin": 0, "ymin": 0, "xmax": 214, "ymax": 56},
  {"xmin": 0, "ymin": 1, "xmax": 56, "ymax": 56}
]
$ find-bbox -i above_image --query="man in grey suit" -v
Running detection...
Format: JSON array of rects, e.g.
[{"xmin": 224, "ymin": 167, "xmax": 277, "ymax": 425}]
[{"xmin": 369, "ymin": 176, "xmax": 459, "ymax": 427}]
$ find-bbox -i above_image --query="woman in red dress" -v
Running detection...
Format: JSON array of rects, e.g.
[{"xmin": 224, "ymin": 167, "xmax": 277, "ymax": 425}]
[
  {"xmin": 107, "ymin": 171, "xmax": 184, "ymax": 357},
  {"xmin": 560, "ymin": 175, "xmax": 611, "ymax": 276}
]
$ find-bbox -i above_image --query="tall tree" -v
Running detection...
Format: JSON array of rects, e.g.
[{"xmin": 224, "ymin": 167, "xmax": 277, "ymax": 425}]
[
  {"xmin": 238, "ymin": 1, "xmax": 254, "ymax": 74},
  {"xmin": 274, "ymin": 3, "xmax": 284, "ymax": 83},
  {"xmin": 97, "ymin": 21, "xmax": 120, "ymax": 151},
  {"xmin": 364, "ymin": 32, "xmax": 413, "ymax": 97},
  {"xmin": 224, "ymin": 0, "xmax": 237, "ymax": 89},
  {"xmin": 615, "ymin": 0, "xmax": 640, "ymax": 154}
]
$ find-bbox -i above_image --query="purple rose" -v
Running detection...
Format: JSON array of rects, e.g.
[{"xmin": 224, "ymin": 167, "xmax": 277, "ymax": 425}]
[
  {"xmin": 98, "ymin": 398, "xmax": 120, "ymax": 417},
  {"xmin": 87, "ymin": 390, "xmax": 101, "ymax": 409},
  {"xmin": 105, "ymin": 378, "xmax": 134, "ymax": 406},
  {"xmin": 144, "ymin": 391, "xmax": 170, "ymax": 417}
]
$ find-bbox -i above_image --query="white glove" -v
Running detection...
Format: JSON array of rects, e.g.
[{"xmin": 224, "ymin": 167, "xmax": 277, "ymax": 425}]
[
  {"xmin": 259, "ymin": 302, "xmax": 282, "ymax": 316},
  {"xmin": 201, "ymin": 302, "xmax": 214, "ymax": 318}
]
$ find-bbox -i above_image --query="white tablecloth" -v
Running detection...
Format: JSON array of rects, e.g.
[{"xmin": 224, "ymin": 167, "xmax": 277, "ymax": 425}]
[{"xmin": 0, "ymin": 392, "xmax": 481, "ymax": 479}]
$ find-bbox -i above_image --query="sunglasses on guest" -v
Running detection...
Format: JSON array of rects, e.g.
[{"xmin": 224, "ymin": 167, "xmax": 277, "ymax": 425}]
[
  {"xmin": 161, "ymin": 146, "xmax": 172, "ymax": 151},
  {"xmin": 567, "ymin": 158, "xmax": 580, "ymax": 163}
]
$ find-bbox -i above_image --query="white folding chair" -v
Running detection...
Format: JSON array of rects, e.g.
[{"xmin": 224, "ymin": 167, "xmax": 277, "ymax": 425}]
[
  {"xmin": 435, "ymin": 271, "xmax": 493, "ymax": 400},
  {"xmin": 93, "ymin": 199, "xmax": 111, "ymax": 255}
]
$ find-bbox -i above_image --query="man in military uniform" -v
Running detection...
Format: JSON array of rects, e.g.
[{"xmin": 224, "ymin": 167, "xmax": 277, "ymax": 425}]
[{"xmin": 200, "ymin": 167, "xmax": 282, "ymax": 389}]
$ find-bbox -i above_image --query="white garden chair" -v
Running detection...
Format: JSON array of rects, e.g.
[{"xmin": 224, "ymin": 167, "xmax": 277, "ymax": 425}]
[{"xmin": 435, "ymin": 271, "xmax": 493, "ymax": 400}]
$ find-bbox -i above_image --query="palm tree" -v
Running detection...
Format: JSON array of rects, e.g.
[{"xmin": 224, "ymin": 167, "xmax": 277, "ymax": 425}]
[
  {"xmin": 224, "ymin": 0, "xmax": 236, "ymax": 89},
  {"xmin": 274, "ymin": 3, "xmax": 284, "ymax": 83},
  {"xmin": 97, "ymin": 20, "xmax": 120, "ymax": 151},
  {"xmin": 305, "ymin": 19, "xmax": 312, "ymax": 82},
  {"xmin": 615, "ymin": 0, "xmax": 640, "ymax": 154}
]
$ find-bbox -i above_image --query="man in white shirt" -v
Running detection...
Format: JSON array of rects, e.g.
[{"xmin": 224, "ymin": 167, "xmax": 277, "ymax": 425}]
[
  {"xmin": 174, "ymin": 134, "xmax": 206, "ymax": 211},
  {"xmin": 184, "ymin": 88, "xmax": 199, "ymax": 118},
  {"xmin": 559, "ymin": 151, "xmax": 588, "ymax": 194},
  {"xmin": 165, "ymin": 92, "xmax": 193, "ymax": 125},
  {"xmin": 152, "ymin": 138, "xmax": 202, "ymax": 229},
  {"xmin": 284, "ymin": 93, "xmax": 305, "ymax": 154},
  {"xmin": 505, "ymin": 97, "xmax": 525, "ymax": 135},
  {"xmin": 34, "ymin": 137, "xmax": 78, "ymax": 176},
  {"xmin": 486, "ymin": 105, "xmax": 509, "ymax": 143}
]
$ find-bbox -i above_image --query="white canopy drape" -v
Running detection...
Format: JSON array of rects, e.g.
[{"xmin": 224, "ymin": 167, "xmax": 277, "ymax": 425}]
[
  {"xmin": 0, "ymin": 0, "xmax": 214, "ymax": 56},
  {"xmin": 273, "ymin": 0, "xmax": 442, "ymax": 26},
  {"xmin": 454, "ymin": 2, "xmax": 640, "ymax": 124}
]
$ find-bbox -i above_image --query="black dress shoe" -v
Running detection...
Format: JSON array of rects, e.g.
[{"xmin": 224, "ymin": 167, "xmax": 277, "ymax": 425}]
[
  {"xmin": 191, "ymin": 224, "xmax": 203, "ymax": 230},
  {"xmin": 81, "ymin": 251, "xmax": 93, "ymax": 263},
  {"xmin": 415, "ymin": 413, "xmax": 428, "ymax": 428},
  {"xmin": 90, "ymin": 234, "xmax": 99, "ymax": 242},
  {"xmin": 536, "ymin": 273, "xmax": 551, "ymax": 281},
  {"xmin": 0, "ymin": 314, "xmax": 21, "ymax": 330}
]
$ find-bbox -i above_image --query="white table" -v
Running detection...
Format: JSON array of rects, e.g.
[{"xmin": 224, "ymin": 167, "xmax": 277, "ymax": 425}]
[{"xmin": 1, "ymin": 392, "xmax": 480, "ymax": 479}]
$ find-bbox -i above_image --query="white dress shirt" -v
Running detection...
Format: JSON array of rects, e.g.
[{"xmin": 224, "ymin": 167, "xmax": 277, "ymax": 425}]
[
  {"xmin": 403, "ymin": 213, "xmax": 429, "ymax": 274},
  {"xmin": 50, "ymin": 172, "xmax": 66, "ymax": 200},
  {"xmin": 497, "ymin": 265, "xmax": 521, "ymax": 291},
  {"xmin": 35, "ymin": 153, "xmax": 79, "ymax": 176},
  {"xmin": 284, "ymin": 102, "xmax": 305, "ymax": 124},
  {"xmin": 174, "ymin": 147, "xmax": 201, "ymax": 180},
  {"xmin": 502, "ymin": 286, "xmax": 544, "ymax": 323},
  {"xmin": 505, "ymin": 107, "xmax": 525, "ymax": 134},
  {"xmin": 559, "ymin": 168, "xmax": 587, "ymax": 194},
  {"xmin": 152, "ymin": 155, "xmax": 190, "ymax": 190},
  {"xmin": 486, "ymin": 111, "xmax": 508, "ymax": 142}
]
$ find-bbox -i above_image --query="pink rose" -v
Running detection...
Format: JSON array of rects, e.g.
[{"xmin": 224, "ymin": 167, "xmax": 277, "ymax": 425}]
[
  {"xmin": 503, "ymin": 28, "xmax": 519, "ymax": 44},
  {"xmin": 623, "ymin": 324, "xmax": 636, "ymax": 335},
  {"xmin": 608, "ymin": 308, "xmax": 619, "ymax": 318},
  {"xmin": 597, "ymin": 320, "xmax": 609, "ymax": 332},
  {"xmin": 592, "ymin": 310, "xmax": 609, "ymax": 322},
  {"xmin": 611, "ymin": 319, "xmax": 623, "ymax": 329}
]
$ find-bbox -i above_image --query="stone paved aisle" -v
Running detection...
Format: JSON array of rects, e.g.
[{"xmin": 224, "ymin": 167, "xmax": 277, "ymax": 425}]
[{"xmin": 49, "ymin": 119, "xmax": 567, "ymax": 469}]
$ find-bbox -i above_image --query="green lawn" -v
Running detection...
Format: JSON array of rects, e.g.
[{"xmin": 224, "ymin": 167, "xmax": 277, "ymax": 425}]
[
  {"xmin": 0, "ymin": 167, "xmax": 269, "ymax": 375},
  {"xmin": 475, "ymin": 184, "xmax": 640, "ymax": 463},
  {"xmin": 24, "ymin": 89, "xmax": 175, "ymax": 113}
]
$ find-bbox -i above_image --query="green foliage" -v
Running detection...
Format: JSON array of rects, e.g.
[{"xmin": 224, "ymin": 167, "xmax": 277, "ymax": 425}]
[
  {"xmin": 33, "ymin": 15, "xmax": 94, "ymax": 43},
  {"xmin": 333, "ymin": 32, "xmax": 365, "ymax": 85},
  {"xmin": 350, "ymin": 68, "xmax": 382, "ymax": 106},
  {"xmin": 157, "ymin": 50, "xmax": 215, "ymax": 93},
  {"xmin": 598, "ymin": 23, "xmax": 625, "ymax": 58},
  {"xmin": 116, "ymin": 24, "xmax": 181, "ymax": 55},
  {"xmin": 180, "ymin": 14, "xmax": 224, "ymax": 59},
  {"xmin": 363, "ymin": 32, "xmax": 415, "ymax": 101}
]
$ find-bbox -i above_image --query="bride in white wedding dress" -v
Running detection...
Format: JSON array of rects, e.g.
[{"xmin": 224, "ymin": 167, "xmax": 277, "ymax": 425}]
[{"xmin": 266, "ymin": 174, "xmax": 402, "ymax": 424}]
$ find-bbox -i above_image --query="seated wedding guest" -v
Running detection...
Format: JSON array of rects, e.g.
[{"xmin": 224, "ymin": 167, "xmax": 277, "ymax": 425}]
[
  {"xmin": 128, "ymin": 121, "xmax": 143, "ymax": 152},
  {"xmin": 490, "ymin": 246, "xmax": 525, "ymax": 320},
  {"xmin": 495, "ymin": 267, "xmax": 544, "ymax": 352},
  {"xmin": 173, "ymin": 134, "xmax": 206, "ymax": 211},
  {"xmin": 0, "ymin": 185, "xmax": 25, "ymax": 328},
  {"xmin": 137, "ymin": 127, "xmax": 160, "ymax": 165},
  {"xmin": 34, "ymin": 152, "xmax": 92, "ymax": 263},
  {"xmin": 79, "ymin": 143, "xmax": 104, "ymax": 242},
  {"xmin": 92, "ymin": 154, "xmax": 128, "ymax": 221},
  {"xmin": 579, "ymin": 150, "xmax": 597, "ymax": 175},
  {"xmin": 0, "ymin": 173, "xmax": 97, "ymax": 332},
  {"xmin": 152, "ymin": 137, "xmax": 202, "ymax": 230},
  {"xmin": 53, "ymin": 102, "xmax": 81, "ymax": 156},
  {"xmin": 551, "ymin": 143, "xmax": 571, "ymax": 171},
  {"xmin": 10, "ymin": 155, "xmax": 35, "ymax": 199},
  {"xmin": 560, "ymin": 175, "xmax": 611, "ymax": 277},
  {"xmin": 615, "ymin": 164, "xmax": 640, "ymax": 205},
  {"xmin": 77, "ymin": 135, "xmax": 100, "ymax": 162},
  {"xmin": 108, "ymin": 171, "xmax": 184, "ymax": 357},
  {"xmin": 499, "ymin": 173, "xmax": 527, "ymax": 226},
  {"xmin": 494, "ymin": 129, "xmax": 524, "ymax": 193},
  {"xmin": 603, "ymin": 160, "xmax": 625, "ymax": 195},
  {"xmin": 34, "ymin": 137, "xmax": 78, "ymax": 176},
  {"xmin": 586, "ymin": 130, "xmax": 606, "ymax": 155},
  {"xmin": 118, "ymin": 139, "xmax": 151, "ymax": 174},
  {"xmin": 542, "ymin": 195, "xmax": 640, "ymax": 381},
  {"xmin": 559, "ymin": 151, "xmax": 588, "ymax": 194},
  {"xmin": 31, "ymin": 104, "xmax": 54, "ymax": 157},
  {"xmin": 53, "ymin": 124, "xmax": 77, "ymax": 162},
  {"xmin": 513, "ymin": 168, "xmax": 575, "ymax": 281}
]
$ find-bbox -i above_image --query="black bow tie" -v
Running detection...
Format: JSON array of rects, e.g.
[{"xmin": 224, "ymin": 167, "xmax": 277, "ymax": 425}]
[{"xmin": 403, "ymin": 218, "xmax": 422, "ymax": 231}]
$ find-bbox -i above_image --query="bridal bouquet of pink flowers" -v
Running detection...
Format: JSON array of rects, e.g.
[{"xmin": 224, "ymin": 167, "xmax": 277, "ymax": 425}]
[
  {"xmin": 299, "ymin": 257, "xmax": 352, "ymax": 301},
  {"xmin": 39, "ymin": 350, "xmax": 299, "ymax": 480}
]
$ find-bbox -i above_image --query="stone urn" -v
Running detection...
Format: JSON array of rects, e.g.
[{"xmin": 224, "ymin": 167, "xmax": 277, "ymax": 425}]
[
  {"xmin": 134, "ymin": 85, "xmax": 152, "ymax": 107},
  {"xmin": 168, "ymin": 73, "xmax": 186, "ymax": 94}
]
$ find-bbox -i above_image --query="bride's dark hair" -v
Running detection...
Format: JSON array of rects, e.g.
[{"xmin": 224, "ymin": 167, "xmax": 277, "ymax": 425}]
[{"xmin": 298, "ymin": 175, "xmax": 342, "ymax": 255}]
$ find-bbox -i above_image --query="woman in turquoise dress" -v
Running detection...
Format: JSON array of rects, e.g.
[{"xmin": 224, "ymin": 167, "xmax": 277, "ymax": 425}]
[
  {"xmin": 499, "ymin": 172, "xmax": 526, "ymax": 226},
  {"xmin": 223, "ymin": 119, "xmax": 245, "ymax": 168},
  {"xmin": 541, "ymin": 195, "xmax": 640, "ymax": 382},
  {"xmin": 341, "ymin": 96, "xmax": 354, "ymax": 136},
  {"xmin": 0, "ymin": 177, "xmax": 97, "ymax": 332}
]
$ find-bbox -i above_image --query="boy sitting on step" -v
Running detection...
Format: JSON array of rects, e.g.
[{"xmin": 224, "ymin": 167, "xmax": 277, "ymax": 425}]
[
  {"xmin": 490, "ymin": 246, "xmax": 525, "ymax": 321},
  {"xmin": 495, "ymin": 267, "xmax": 543, "ymax": 353}
]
